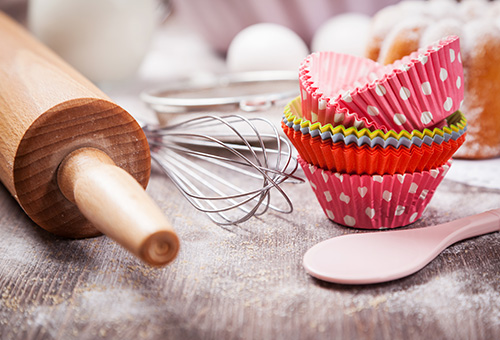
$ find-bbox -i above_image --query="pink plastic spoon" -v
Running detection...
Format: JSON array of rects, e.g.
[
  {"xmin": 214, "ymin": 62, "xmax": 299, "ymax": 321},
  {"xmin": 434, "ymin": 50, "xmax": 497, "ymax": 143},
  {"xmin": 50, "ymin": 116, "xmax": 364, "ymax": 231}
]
[{"xmin": 303, "ymin": 208, "xmax": 500, "ymax": 285}]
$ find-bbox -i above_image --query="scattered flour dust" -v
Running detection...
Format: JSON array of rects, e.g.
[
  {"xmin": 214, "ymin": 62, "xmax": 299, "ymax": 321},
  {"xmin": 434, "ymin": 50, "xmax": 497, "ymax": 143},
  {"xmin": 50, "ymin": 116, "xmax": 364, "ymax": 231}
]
[
  {"xmin": 446, "ymin": 158, "xmax": 500, "ymax": 190},
  {"xmin": 346, "ymin": 270, "xmax": 500, "ymax": 331}
]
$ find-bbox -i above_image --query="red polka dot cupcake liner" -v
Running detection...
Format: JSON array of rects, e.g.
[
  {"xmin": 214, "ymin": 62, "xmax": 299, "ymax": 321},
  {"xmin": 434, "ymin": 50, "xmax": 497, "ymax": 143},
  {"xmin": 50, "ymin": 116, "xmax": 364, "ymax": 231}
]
[
  {"xmin": 299, "ymin": 35, "xmax": 464, "ymax": 133},
  {"xmin": 299, "ymin": 157, "xmax": 450, "ymax": 229}
]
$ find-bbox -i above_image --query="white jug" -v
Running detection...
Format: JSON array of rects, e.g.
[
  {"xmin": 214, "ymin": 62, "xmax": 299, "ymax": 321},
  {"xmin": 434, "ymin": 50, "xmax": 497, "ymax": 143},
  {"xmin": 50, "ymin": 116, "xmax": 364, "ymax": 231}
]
[{"xmin": 28, "ymin": 0, "xmax": 161, "ymax": 83}]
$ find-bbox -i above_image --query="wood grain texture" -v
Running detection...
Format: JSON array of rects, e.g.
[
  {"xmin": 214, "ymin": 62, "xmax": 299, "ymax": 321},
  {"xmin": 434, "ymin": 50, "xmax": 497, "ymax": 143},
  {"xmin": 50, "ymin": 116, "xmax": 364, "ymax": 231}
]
[
  {"xmin": 1, "ymin": 92, "xmax": 500, "ymax": 339},
  {"xmin": 0, "ymin": 12, "xmax": 151, "ymax": 237},
  {"xmin": 1, "ymin": 161, "xmax": 500, "ymax": 340},
  {"xmin": 1, "ymin": 11, "xmax": 500, "ymax": 340},
  {"xmin": 14, "ymin": 98, "xmax": 151, "ymax": 237},
  {"xmin": 57, "ymin": 148, "xmax": 179, "ymax": 265}
]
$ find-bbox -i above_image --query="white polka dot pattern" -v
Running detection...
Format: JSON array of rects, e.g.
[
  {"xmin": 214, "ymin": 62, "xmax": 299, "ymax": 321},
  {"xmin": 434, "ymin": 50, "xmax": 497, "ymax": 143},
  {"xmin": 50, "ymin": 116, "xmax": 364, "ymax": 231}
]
[
  {"xmin": 339, "ymin": 192, "xmax": 350, "ymax": 204},
  {"xmin": 299, "ymin": 36, "xmax": 464, "ymax": 133},
  {"xmin": 421, "ymin": 82, "xmax": 432, "ymax": 95},
  {"xmin": 393, "ymin": 113, "xmax": 407, "ymax": 126},
  {"xmin": 334, "ymin": 112, "xmax": 344, "ymax": 123},
  {"xmin": 342, "ymin": 92, "xmax": 352, "ymax": 103},
  {"xmin": 343, "ymin": 215, "xmax": 356, "ymax": 227},
  {"xmin": 443, "ymin": 97, "xmax": 453, "ymax": 111},
  {"xmin": 321, "ymin": 170, "xmax": 329, "ymax": 183},
  {"xmin": 367, "ymin": 106, "xmax": 379, "ymax": 116},
  {"xmin": 409, "ymin": 212, "xmax": 419, "ymax": 223},
  {"xmin": 409, "ymin": 183, "xmax": 418, "ymax": 194},
  {"xmin": 382, "ymin": 190, "xmax": 393, "ymax": 202},
  {"xmin": 400, "ymin": 87, "xmax": 411, "ymax": 100},
  {"xmin": 418, "ymin": 54, "xmax": 429, "ymax": 64},
  {"xmin": 395, "ymin": 206, "xmax": 405, "ymax": 216},
  {"xmin": 365, "ymin": 208, "xmax": 376, "ymax": 219},
  {"xmin": 440, "ymin": 68, "xmax": 448, "ymax": 81},
  {"xmin": 358, "ymin": 186, "xmax": 368, "ymax": 197},
  {"xmin": 375, "ymin": 84, "xmax": 386, "ymax": 96},
  {"xmin": 324, "ymin": 191, "xmax": 332, "ymax": 202},
  {"xmin": 299, "ymin": 157, "xmax": 451, "ymax": 229},
  {"xmin": 421, "ymin": 111, "xmax": 433, "ymax": 125}
]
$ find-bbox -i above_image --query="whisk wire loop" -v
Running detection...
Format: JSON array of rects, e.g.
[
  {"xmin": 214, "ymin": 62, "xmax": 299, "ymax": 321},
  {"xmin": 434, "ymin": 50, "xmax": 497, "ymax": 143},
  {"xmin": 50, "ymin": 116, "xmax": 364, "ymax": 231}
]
[{"xmin": 144, "ymin": 115, "xmax": 300, "ymax": 225}]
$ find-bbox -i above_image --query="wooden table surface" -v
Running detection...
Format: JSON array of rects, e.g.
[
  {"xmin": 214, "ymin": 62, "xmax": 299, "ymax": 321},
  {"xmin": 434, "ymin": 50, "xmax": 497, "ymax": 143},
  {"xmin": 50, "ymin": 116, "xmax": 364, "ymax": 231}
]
[{"xmin": 1, "ymin": 11, "xmax": 500, "ymax": 340}]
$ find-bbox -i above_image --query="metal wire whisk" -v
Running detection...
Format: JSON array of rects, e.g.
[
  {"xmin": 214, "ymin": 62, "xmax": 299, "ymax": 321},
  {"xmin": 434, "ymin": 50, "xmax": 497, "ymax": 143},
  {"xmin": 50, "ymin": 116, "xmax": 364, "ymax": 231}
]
[{"xmin": 142, "ymin": 115, "xmax": 301, "ymax": 225}]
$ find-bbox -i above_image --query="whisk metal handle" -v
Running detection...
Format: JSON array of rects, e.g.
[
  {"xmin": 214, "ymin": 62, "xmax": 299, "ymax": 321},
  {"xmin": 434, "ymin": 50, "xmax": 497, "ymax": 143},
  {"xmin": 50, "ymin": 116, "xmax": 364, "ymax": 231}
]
[{"xmin": 57, "ymin": 148, "xmax": 179, "ymax": 266}]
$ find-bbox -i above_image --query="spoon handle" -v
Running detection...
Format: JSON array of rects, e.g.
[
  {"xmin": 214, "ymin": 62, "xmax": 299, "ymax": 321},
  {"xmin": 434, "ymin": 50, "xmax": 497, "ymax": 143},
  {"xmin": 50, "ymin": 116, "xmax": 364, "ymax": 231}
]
[{"xmin": 439, "ymin": 208, "xmax": 500, "ymax": 247}]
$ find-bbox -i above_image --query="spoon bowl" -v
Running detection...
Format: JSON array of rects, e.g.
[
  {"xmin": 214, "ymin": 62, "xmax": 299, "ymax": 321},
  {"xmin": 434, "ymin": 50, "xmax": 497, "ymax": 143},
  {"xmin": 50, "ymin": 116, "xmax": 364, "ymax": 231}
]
[{"xmin": 303, "ymin": 209, "xmax": 500, "ymax": 284}]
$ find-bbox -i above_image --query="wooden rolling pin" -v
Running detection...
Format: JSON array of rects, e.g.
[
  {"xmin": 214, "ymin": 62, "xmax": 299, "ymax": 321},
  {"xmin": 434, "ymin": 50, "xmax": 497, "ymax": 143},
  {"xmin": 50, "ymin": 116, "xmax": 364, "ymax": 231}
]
[{"xmin": 0, "ymin": 12, "xmax": 179, "ymax": 265}]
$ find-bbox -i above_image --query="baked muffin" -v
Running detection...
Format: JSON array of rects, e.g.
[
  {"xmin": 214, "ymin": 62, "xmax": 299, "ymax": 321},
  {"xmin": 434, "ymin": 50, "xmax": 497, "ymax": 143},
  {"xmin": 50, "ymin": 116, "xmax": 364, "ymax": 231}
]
[{"xmin": 367, "ymin": 0, "xmax": 500, "ymax": 159}]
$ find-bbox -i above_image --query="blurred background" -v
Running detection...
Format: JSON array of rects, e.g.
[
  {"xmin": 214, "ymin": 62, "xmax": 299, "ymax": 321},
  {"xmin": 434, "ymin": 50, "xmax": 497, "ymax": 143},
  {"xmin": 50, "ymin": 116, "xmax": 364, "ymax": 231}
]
[
  {"xmin": 0, "ymin": 0, "xmax": 399, "ymax": 83},
  {"xmin": 1, "ymin": 0, "xmax": 499, "ymax": 164}
]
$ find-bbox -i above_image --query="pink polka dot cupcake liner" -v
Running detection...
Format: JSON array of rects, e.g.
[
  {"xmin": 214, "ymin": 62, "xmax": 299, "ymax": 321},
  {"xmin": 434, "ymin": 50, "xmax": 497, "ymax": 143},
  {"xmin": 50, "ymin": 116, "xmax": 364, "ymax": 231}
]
[
  {"xmin": 299, "ymin": 36, "xmax": 464, "ymax": 133},
  {"xmin": 299, "ymin": 157, "xmax": 450, "ymax": 229},
  {"xmin": 299, "ymin": 53, "xmax": 381, "ymax": 131}
]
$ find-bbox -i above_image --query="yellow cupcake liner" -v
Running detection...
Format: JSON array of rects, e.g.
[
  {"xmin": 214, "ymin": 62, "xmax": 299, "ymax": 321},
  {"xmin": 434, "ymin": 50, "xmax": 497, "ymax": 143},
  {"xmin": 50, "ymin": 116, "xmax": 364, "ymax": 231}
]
[{"xmin": 284, "ymin": 96, "xmax": 466, "ymax": 141}]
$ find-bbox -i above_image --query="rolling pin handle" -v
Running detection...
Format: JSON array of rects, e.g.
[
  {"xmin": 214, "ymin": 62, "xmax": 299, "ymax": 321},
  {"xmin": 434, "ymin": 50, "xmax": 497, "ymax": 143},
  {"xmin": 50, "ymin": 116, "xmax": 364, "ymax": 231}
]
[{"xmin": 57, "ymin": 147, "xmax": 179, "ymax": 266}]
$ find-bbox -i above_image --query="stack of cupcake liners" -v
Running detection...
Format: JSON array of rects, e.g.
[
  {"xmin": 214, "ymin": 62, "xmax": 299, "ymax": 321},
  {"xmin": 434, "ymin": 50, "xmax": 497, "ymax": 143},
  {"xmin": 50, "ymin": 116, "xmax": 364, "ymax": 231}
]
[
  {"xmin": 283, "ymin": 36, "xmax": 466, "ymax": 229},
  {"xmin": 283, "ymin": 99, "xmax": 466, "ymax": 175}
]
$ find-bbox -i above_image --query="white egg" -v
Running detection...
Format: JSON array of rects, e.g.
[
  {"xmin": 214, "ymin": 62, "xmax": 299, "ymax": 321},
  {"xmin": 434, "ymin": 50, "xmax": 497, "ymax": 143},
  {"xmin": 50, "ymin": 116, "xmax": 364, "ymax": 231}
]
[
  {"xmin": 226, "ymin": 23, "xmax": 309, "ymax": 72},
  {"xmin": 311, "ymin": 13, "xmax": 371, "ymax": 57}
]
